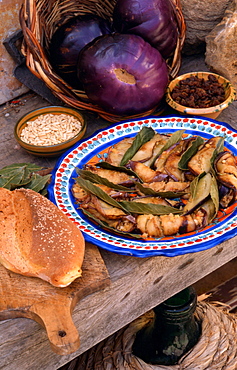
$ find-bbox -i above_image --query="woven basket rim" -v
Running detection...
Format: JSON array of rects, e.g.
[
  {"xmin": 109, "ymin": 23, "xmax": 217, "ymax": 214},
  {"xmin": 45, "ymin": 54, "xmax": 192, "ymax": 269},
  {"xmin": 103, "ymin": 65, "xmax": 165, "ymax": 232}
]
[
  {"xmin": 65, "ymin": 301, "xmax": 237, "ymax": 370},
  {"xmin": 19, "ymin": 0, "xmax": 186, "ymax": 122}
]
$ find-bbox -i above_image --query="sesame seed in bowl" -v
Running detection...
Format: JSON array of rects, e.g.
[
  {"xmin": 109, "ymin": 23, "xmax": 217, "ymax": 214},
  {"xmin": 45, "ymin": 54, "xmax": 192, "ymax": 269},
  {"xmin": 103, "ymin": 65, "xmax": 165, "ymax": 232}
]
[{"xmin": 14, "ymin": 106, "xmax": 86, "ymax": 157}]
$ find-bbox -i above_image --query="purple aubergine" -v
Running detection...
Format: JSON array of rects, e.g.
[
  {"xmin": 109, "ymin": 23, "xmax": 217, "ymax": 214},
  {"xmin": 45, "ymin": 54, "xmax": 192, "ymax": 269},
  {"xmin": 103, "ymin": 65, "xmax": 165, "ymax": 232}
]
[
  {"xmin": 214, "ymin": 151, "xmax": 237, "ymax": 190},
  {"xmin": 49, "ymin": 15, "xmax": 112, "ymax": 87},
  {"xmin": 218, "ymin": 184, "xmax": 236, "ymax": 208},
  {"xmin": 198, "ymin": 199, "xmax": 216, "ymax": 227},
  {"xmin": 77, "ymin": 33, "xmax": 169, "ymax": 116},
  {"xmin": 113, "ymin": 0, "xmax": 178, "ymax": 58}
]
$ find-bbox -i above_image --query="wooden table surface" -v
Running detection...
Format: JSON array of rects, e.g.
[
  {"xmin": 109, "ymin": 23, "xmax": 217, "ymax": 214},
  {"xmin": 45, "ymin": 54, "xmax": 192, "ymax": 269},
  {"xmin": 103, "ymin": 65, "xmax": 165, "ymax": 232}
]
[{"xmin": 1, "ymin": 57, "xmax": 237, "ymax": 370}]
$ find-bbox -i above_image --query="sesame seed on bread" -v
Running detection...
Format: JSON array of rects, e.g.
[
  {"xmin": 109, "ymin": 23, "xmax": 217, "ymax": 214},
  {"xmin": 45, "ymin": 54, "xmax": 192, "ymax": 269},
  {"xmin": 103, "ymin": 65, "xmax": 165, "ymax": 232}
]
[{"xmin": 0, "ymin": 187, "xmax": 85, "ymax": 287}]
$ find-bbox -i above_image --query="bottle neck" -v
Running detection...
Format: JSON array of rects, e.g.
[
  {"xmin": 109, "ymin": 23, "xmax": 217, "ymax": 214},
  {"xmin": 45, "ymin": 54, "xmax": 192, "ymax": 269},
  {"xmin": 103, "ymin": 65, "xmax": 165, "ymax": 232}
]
[
  {"xmin": 154, "ymin": 286, "xmax": 197, "ymax": 323},
  {"xmin": 132, "ymin": 286, "xmax": 201, "ymax": 366}
]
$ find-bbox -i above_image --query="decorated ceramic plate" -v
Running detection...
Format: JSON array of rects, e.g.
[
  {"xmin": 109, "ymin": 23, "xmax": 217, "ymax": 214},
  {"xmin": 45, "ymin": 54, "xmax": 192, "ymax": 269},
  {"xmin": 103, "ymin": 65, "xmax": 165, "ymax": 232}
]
[{"xmin": 47, "ymin": 115, "xmax": 237, "ymax": 257}]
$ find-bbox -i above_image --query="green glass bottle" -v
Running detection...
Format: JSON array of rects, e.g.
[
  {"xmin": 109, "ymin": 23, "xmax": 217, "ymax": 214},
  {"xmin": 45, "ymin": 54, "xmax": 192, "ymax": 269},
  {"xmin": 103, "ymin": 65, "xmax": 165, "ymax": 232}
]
[{"xmin": 132, "ymin": 286, "xmax": 201, "ymax": 365}]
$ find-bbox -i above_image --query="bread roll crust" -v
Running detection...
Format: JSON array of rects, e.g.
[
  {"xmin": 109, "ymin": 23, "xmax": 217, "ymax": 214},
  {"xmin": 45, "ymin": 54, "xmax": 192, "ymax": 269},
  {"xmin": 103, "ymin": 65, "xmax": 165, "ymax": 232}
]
[{"xmin": 0, "ymin": 187, "xmax": 85, "ymax": 287}]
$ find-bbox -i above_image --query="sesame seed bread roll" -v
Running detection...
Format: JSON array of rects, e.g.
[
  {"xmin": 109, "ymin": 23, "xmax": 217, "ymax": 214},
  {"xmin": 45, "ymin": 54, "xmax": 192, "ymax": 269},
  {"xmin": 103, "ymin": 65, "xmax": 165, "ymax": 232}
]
[{"xmin": 0, "ymin": 187, "xmax": 85, "ymax": 287}]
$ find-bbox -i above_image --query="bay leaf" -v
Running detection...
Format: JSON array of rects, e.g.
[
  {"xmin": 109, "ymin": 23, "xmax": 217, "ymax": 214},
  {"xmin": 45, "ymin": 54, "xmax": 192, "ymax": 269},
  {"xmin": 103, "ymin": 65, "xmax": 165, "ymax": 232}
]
[
  {"xmin": 200, "ymin": 199, "xmax": 216, "ymax": 223},
  {"xmin": 75, "ymin": 177, "xmax": 182, "ymax": 215},
  {"xmin": 210, "ymin": 136, "xmax": 225, "ymax": 167},
  {"xmin": 0, "ymin": 168, "xmax": 25, "ymax": 190},
  {"xmin": 81, "ymin": 209, "xmax": 141, "ymax": 239},
  {"xmin": 0, "ymin": 163, "xmax": 42, "ymax": 176},
  {"xmin": 76, "ymin": 168, "xmax": 135, "ymax": 192},
  {"xmin": 183, "ymin": 172, "xmax": 211, "ymax": 214},
  {"xmin": 150, "ymin": 129, "xmax": 185, "ymax": 168},
  {"xmin": 135, "ymin": 182, "xmax": 186, "ymax": 198},
  {"xmin": 210, "ymin": 175, "xmax": 219, "ymax": 218},
  {"xmin": 0, "ymin": 163, "xmax": 50, "ymax": 194},
  {"xmin": 27, "ymin": 173, "xmax": 52, "ymax": 193},
  {"xmin": 120, "ymin": 126, "xmax": 155, "ymax": 166},
  {"xmin": 189, "ymin": 172, "xmax": 206, "ymax": 199},
  {"xmin": 119, "ymin": 200, "xmax": 182, "ymax": 215},
  {"xmin": 75, "ymin": 177, "xmax": 128, "ymax": 212},
  {"xmin": 97, "ymin": 161, "xmax": 140, "ymax": 178},
  {"xmin": 178, "ymin": 136, "xmax": 204, "ymax": 170}
]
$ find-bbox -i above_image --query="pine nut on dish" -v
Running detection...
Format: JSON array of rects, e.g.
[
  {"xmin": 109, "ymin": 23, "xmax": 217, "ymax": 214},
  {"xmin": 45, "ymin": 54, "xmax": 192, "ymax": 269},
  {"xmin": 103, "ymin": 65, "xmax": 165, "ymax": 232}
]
[{"xmin": 14, "ymin": 106, "xmax": 86, "ymax": 157}]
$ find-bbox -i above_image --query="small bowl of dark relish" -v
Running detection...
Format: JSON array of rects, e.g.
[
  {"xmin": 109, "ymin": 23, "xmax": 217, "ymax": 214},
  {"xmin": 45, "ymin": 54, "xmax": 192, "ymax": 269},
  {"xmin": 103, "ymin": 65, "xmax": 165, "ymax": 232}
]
[{"xmin": 166, "ymin": 71, "xmax": 236, "ymax": 119}]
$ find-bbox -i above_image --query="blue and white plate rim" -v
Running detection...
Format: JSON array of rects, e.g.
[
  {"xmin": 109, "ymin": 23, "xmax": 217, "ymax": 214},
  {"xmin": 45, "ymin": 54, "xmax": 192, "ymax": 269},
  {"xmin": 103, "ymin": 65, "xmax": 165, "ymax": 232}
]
[{"xmin": 47, "ymin": 114, "xmax": 237, "ymax": 257}]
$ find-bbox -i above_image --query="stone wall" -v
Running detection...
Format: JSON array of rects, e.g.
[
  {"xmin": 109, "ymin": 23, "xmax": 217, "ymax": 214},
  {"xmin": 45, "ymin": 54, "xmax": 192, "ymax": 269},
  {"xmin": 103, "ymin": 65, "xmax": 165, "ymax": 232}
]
[
  {"xmin": 181, "ymin": 0, "xmax": 232, "ymax": 54},
  {"xmin": 0, "ymin": 0, "xmax": 28, "ymax": 105},
  {"xmin": 181, "ymin": 0, "xmax": 237, "ymax": 91},
  {"xmin": 205, "ymin": 0, "xmax": 237, "ymax": 91}
]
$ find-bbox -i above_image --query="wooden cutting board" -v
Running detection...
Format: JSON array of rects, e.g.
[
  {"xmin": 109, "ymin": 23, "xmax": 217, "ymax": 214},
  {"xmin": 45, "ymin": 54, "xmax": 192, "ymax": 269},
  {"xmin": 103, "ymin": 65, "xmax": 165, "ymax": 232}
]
[{"xmin": 0, "ymin": 242, "xmax": 110, "ymax": 355}]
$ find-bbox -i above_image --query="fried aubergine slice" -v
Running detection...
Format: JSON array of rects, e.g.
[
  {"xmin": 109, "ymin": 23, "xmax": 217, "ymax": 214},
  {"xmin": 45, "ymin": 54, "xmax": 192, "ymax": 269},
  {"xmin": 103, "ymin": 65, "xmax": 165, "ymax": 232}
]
[
  {"xmin": 214, "ymin": 151, "xmax": 237, "ymax": 190},
  {"xmin": 214, "ymin": 151, "xmax": 237, "ymax": 206},
  {"xmin": 131, "ymin": 196, "xmax": 171, "ymax": 206},
  {"xmin": 80, "ymin": 195, "xmax": 126, "ymax": 219},
  {"xmin": 133, "ymin": 139, "xmax": 190, "ymax": 183},
  {"xmin": 72, "ymin": 182, "xmax": 91, "ymax": 202},
  {"xmin": 218, "ymin": 185, "xmax": 236, "ymax": 208},
  {"xmin": 131, "ymin": 195, "xmax": 182, "ymax": 210},
  {"xmin": 136, "ymin": 198, "xmax": 216, "ymax": 238},
  {"xmin": 188, "ymin": 136, "xmax": 223, "ymax": 175},
  {"xmin": 83, "ymin": 165, "xmax": 135, "ymax": 186},
  {"xmin": 106, "ymin": 137, "xmax": 134, "ymax": 166},
  {"xmin": 80, "ymin": 194, "xmax": 136, "ymax": 233},
  {"xmin": 136, "ymin": 212, "xmax": 196, "ymax": 238},
  {"xmin": 164, "ymin": 139, "xmax": 192, "ymax": 182},
  {"xmin": 140, "ymin": 181, "xmax": 190, "ymax": 193},
  {"xmin": 132, "ymin": 133, "xmax": 169, "ymax": 165},
  {"xmin": 72, "ymin": 182, "xmax": 135, "ymax": 204},
  {"xmin": 127, "ymin": 161, "xmax": 168, "ymax": 182},
  {"xmin": 153, "ymin": 143, "xmax": 178, "ymax": 174}
]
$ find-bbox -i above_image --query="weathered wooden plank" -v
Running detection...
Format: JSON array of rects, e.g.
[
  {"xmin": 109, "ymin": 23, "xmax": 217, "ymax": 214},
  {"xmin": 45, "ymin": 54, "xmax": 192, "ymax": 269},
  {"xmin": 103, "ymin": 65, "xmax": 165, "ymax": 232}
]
[
  {"xmin": 0, "ymin": 238, "xmax": 236, "ymax": 370},
  {"xmin": 194, "ymin": 257, "xmax": 237, "ymax": 296},
  {"xmin": 0, "ymin": 243, "xmax": 110, "ymax": 356}
]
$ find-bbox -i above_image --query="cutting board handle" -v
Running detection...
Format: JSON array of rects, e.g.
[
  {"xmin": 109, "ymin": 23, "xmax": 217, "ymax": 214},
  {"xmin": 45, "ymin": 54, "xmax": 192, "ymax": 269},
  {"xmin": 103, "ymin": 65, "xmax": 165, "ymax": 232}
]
[
  {"xmin": 0, "ymin": 243, "xmax": 110, "ymax": 355},
  {"xmin": 31, "ymin": 300, "xmax": 80, "ymax": 355}
]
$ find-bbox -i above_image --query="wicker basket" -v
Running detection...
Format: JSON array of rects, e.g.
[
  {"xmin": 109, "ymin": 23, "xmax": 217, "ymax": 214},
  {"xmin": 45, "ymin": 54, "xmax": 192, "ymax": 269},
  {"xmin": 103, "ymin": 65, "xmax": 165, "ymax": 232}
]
[
  {"xmin": 19, "ymin": 0, "xmax": 186, "ymax": 122},
  {"xmin": 60, "ymin": 301, "xmax": 237, "ymax": 370}
]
